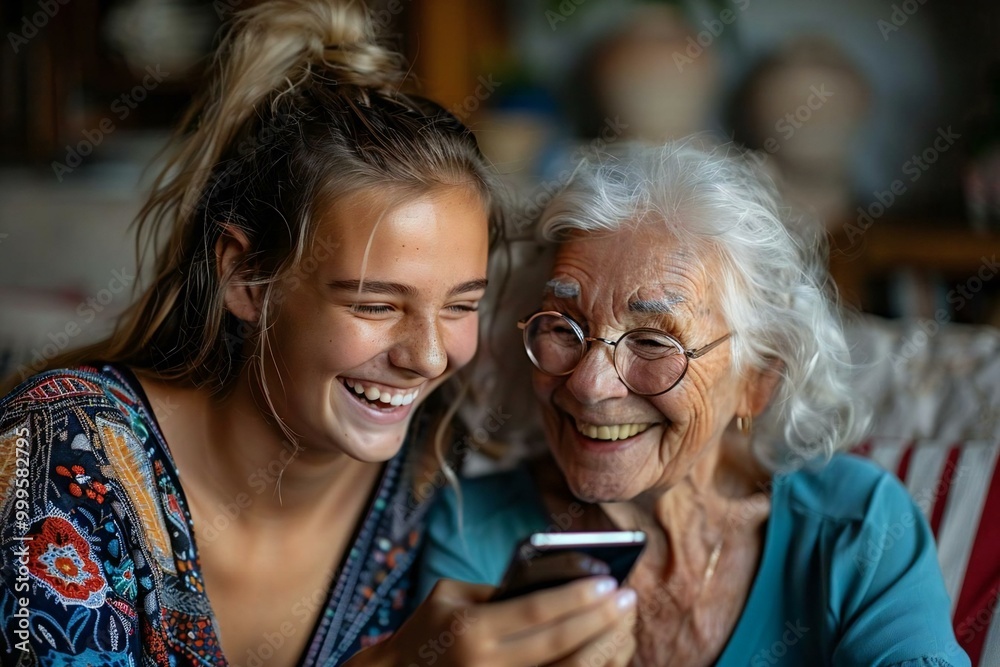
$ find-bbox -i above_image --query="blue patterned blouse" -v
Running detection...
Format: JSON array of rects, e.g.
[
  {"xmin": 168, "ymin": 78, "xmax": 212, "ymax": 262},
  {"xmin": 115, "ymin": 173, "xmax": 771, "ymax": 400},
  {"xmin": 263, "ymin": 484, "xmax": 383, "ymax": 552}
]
[{"xmin": 0, "ymin": 364, "xmax": 431, "ymax": 666}]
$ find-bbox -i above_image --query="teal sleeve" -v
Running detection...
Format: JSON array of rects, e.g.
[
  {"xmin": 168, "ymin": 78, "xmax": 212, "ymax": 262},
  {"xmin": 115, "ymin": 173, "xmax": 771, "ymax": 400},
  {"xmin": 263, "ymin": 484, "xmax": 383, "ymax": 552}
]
[
  {"xmin": 415, "ymin": 483, "xmax": 501, "ymax": 602},
  {"xmin": 415, "ymin": 468, "xmax": 551, "ymax": 602},
  {"xmin": 829, "ymin": 472, "xmax": 970, "ymax": 667}
]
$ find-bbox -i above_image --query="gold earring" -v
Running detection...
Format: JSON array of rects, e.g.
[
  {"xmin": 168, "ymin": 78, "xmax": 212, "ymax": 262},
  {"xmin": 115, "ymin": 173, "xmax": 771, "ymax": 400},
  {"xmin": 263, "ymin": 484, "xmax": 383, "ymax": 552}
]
[{"xmin": 736, "ymin": 414, "xmax": 753, "ymax": 436}]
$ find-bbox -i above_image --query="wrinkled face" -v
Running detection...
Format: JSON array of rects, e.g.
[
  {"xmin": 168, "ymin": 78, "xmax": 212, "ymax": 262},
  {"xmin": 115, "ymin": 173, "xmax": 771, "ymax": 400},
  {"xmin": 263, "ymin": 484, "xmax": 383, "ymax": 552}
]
[
  {"xmin": 533, "ymin": 224, "xmax": 746, "ymax": 503},
  {"xmin": 266, "ymin": 186, "xmax": 489, "ymax": 462}
]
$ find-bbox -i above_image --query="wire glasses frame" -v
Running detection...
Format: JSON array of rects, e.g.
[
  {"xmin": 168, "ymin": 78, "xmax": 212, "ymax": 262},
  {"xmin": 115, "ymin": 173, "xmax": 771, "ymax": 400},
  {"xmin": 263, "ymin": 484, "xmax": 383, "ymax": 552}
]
[{"xmin": 518, "ymin": 310, "xmax": 732, "ymax": 396}]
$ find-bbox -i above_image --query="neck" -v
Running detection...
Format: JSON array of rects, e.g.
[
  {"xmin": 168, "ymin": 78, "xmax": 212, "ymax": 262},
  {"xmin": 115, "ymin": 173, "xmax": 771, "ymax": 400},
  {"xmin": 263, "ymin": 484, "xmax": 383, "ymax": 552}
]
[
  {"xmin": 138, "ymin": 369, "xmax": 384, "ymax": 525},
  {"xmin": 600, "ymin": 434, "xmax": 770, "ymax": 582}
]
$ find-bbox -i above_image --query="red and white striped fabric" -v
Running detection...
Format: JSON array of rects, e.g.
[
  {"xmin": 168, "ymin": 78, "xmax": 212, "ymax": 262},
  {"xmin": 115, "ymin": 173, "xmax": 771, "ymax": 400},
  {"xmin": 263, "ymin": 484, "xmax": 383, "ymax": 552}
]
[{"xmin": 854, "ymin": 437, "xmax": 1000, "ymax": 666}]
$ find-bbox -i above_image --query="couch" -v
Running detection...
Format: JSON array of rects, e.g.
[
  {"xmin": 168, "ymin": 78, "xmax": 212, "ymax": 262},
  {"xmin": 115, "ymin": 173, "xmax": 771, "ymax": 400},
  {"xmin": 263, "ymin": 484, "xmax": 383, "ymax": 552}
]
[{"xmin": 846, "ymin": 315, "xmax": 1000, "ymax": 665}]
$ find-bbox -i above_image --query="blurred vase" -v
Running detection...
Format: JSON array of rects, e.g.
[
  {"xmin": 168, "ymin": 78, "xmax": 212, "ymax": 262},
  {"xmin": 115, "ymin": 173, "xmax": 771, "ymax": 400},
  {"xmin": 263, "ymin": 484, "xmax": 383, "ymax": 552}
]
[
  {"xmin": 733, "ymin": 38, "xmax": 871, "ymax": 229},
  {"xmin": 103, "ymin": 0, "xmax": 216, "ymax": 78},
  {"xmin": 590, "ymin": 4, "xmax": 721, "ymax": 142}
]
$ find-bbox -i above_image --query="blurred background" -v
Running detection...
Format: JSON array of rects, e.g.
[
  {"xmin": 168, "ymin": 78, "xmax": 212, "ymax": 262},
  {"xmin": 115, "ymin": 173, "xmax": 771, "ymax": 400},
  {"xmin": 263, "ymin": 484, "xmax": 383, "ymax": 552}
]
[{"xmin": 1, "ymin": 0, "xmax": 1000, "ymax": 380}]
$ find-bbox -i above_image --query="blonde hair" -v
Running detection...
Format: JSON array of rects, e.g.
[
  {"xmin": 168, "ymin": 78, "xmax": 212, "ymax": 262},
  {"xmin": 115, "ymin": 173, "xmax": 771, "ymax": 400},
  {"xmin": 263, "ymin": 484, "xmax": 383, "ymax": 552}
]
[{"xmin": 10, "ymin": 0, "xmax": 502, "ymax": 465}]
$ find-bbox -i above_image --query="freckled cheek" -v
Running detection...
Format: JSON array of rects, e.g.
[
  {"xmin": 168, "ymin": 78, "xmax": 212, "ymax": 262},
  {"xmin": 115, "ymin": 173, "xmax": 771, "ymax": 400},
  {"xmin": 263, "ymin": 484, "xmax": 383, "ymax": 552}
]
[{"xmin": 296, "ymin": 319, "xmax": 388, "ymax": 373}]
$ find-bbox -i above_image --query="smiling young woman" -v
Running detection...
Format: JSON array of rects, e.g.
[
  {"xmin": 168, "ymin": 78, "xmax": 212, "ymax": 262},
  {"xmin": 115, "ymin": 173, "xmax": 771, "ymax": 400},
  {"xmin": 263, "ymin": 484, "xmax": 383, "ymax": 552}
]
[{"xmin": 0, "ymin": 1, "xmax": 638, "ymax": 666}]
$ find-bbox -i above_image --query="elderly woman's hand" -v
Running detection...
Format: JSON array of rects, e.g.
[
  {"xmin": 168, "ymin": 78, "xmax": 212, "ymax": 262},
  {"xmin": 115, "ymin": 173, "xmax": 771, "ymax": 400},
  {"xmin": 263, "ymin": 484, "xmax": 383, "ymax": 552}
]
[{"xmin": 345, "ymin": 577, "xmax": 637, "ymax": 667}]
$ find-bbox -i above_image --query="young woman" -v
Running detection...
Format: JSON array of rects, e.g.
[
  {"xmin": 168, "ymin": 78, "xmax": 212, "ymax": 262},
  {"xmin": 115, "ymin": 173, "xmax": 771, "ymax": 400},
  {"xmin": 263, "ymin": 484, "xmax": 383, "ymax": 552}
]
[{"xmin": 0, "ymin": 1, "xmax": 636, "ymax": 665}]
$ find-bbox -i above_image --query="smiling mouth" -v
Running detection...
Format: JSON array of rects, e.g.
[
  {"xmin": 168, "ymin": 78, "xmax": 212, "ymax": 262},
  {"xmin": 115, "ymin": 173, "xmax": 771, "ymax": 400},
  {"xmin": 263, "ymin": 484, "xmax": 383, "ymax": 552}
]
[
  {"xmin": 574, "ymin": 420, "xmax": 653, "ymax": 442},
  {"xmin": 342, "ymin": 378, "xmax": 420, "ymax": 408}
]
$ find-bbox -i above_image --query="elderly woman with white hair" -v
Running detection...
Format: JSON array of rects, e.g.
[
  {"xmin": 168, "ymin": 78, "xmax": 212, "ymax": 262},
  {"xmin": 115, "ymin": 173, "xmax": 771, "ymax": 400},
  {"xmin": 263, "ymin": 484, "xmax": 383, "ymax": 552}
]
[{"xmin": 418, "ymin": 140, "xmax": 969, "ymax": 666}]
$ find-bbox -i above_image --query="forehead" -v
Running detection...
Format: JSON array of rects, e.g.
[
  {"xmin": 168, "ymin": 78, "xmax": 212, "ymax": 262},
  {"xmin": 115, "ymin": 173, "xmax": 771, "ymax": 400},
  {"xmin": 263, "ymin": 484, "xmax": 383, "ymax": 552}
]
[{"xmin": 547, "ymin": 224, "xmax": 721, "ymax": 316}]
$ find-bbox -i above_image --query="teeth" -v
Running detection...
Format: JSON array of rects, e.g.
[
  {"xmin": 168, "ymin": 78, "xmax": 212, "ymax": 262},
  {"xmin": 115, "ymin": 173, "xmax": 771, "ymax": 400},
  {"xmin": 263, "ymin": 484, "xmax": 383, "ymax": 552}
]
[
  {"xmin": 577, "ymin": 421, "xmax": 651, "ymax": 441},
  {"xmin": 343, "ymin": 379, "xmax": 419, "ymax": 408}
]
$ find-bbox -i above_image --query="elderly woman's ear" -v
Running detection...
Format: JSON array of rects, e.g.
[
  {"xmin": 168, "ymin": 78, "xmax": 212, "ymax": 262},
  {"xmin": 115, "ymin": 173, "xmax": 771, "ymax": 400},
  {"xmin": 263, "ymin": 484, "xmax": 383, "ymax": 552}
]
[{"xmin": 738, "ymin": 357, "xmax": 784, "ymax": 422}]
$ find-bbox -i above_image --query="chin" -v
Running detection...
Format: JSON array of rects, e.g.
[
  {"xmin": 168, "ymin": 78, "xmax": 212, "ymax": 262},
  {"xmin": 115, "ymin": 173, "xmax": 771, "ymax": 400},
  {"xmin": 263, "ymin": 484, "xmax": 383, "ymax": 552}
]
[
  {"xmin": 337, "ymin": 426, "xmax": 410, "ymax": 463},
  {"xmin": 561, "ymin": 463, "xmax": 641, "ymax": 504}
]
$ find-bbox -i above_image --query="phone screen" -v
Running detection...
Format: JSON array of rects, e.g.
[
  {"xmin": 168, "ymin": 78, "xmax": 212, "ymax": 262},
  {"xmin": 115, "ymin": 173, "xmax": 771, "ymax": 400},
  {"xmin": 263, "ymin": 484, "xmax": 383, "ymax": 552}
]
[{"xmin": 491, "ymin": 531, "xmax": 646, "ymax": 601}]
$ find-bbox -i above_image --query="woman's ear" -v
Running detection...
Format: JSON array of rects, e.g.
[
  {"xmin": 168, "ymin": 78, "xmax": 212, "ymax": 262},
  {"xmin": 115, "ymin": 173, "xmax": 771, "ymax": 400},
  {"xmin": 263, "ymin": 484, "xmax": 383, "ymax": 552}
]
[
  {"xmin": 740, "ymin": 357, "xmax": 784, "ymax": 419},
  {"xmin": 215, "ymin": 224, "xmax": 263, "ymax": 324}
]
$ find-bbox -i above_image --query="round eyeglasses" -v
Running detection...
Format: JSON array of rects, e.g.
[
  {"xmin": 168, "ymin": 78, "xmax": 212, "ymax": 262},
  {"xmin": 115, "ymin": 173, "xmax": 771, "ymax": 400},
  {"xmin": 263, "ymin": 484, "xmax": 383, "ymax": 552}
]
[{"xmin": 518, "ymin": 311, "xmax": 731, "ymax": 396}]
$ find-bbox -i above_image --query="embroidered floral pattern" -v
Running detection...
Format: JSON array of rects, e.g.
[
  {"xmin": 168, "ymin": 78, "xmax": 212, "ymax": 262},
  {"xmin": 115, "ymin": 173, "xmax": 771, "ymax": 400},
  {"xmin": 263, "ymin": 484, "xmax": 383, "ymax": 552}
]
[
  {"xmin": 1, "ymin": 365, "xmax": 433, "ymax": 666},
  {"xmin": 27, "ymin": 515, "xmax": 107, "ymax": 607}
]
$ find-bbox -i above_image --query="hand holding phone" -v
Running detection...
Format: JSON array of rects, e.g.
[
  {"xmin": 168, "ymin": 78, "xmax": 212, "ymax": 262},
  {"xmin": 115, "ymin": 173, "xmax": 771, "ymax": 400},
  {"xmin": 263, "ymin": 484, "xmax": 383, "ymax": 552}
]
[{"xmin": 492, "ymin": 530, "xmax": 647, "ymax": 601}]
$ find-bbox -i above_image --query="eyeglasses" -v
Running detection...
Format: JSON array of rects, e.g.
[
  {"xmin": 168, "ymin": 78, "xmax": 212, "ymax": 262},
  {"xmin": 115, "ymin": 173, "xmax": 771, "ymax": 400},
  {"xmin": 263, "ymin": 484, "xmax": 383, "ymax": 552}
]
[{"xmin": 518, "ymin": 311, "xmax": 731, "ymax": 396}]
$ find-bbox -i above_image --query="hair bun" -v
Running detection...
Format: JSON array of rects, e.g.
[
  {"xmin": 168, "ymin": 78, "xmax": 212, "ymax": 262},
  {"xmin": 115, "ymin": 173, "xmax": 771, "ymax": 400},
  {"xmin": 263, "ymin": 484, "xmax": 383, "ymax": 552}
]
[{"xmin": 227, "ymin": 0, "xmax": 405, "ymax": 100}]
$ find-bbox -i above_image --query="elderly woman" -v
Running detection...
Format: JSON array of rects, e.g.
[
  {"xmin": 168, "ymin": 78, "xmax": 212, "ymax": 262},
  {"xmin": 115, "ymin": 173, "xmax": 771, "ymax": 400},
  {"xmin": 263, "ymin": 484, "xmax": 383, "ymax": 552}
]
[{"xmin": 418, "ymin": 140, "xmax": 969, "ymax": 666}]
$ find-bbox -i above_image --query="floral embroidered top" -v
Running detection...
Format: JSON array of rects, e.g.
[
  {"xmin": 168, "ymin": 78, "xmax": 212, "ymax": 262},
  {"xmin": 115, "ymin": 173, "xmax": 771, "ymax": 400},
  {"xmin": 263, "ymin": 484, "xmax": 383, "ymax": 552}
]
[{"xmin": 0, "ymin": 365, "xmax": 432, "ymax": 666}]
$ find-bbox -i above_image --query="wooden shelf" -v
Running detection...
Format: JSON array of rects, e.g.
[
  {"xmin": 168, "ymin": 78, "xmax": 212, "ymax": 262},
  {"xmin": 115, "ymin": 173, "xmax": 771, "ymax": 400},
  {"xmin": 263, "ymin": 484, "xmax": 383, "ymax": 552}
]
[{"xmin": 829, "ymin": 219, "xmax": 1000, "ymax": 320}]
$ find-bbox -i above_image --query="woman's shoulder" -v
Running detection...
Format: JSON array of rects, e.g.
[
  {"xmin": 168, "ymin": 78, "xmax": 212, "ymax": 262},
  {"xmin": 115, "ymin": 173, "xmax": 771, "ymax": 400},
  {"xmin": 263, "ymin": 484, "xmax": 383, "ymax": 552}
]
[
  {"xmin": 431, "ymin": 463, "xmax": 550, "ymax": 538},
  {"xmin": 778, "ymin": 452, "xmax": 914, "ymax": 524},
  {"xmin": 419, "ymin": 463, "xmax": 552, "ymax": 591},
  {"xmin": 1, "ymin": 363, "xmax": 143, "ymax": 417}
]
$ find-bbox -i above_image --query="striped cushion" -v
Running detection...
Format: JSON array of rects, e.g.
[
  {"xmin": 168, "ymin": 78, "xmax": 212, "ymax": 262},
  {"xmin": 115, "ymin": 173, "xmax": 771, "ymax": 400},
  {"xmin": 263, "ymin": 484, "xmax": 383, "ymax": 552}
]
[{"xmin": 853, "ymin": 437, "xmax": 1000, "ymax": 665}]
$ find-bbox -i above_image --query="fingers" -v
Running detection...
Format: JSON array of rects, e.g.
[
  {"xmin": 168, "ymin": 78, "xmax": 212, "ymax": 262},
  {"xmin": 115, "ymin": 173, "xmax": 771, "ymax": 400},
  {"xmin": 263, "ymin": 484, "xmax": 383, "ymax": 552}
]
[
  {"xmin": 499, "ymin": 586, "xmax": 637, "ymax": 664},
  {"xmin": 406, "ymin": 578, "xmax": 637, "ymax": 667},
  {"xmin": 494, "ymin": 553, "xmax": 611, "ymax": 601},
  {"xmin": 485, "ymin": 576, "xmax": 621, "ymax": 636},
  {"xmin": 548, "ymin": 609, "xmax": 638, "ymax": 667}
]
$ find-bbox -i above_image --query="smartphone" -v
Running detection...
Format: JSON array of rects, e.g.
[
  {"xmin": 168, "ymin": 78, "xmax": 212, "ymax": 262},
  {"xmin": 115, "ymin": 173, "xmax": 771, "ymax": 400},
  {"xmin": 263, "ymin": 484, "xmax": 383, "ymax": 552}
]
[{"xmin": 491, "ymin": 531, "xmax": 647, "ymax": 601}]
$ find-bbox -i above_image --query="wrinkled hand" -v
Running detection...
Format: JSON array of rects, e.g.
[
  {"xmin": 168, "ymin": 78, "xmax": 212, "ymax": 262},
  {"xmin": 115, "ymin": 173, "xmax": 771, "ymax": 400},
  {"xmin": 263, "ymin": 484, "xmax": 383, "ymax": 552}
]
[{"xmin": 344, "ymin": 576, "xmax": 637, "ymax": 667}]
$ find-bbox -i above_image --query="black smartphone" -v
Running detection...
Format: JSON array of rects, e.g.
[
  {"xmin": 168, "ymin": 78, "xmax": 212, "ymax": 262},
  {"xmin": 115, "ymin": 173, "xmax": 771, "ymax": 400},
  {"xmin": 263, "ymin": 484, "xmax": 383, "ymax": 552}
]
[{"xmin": 491, "ymin": 531, "xmax": 647, "ymax": 601}]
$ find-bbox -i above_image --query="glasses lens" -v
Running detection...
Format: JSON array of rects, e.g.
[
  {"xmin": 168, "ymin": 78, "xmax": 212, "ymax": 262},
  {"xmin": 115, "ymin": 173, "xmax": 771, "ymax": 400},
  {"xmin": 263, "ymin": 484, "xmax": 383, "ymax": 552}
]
[
  {"xmin": 525, "ymin": 313, "xmax": 584, "ymax": 375},
  {"xmin": 617, "ymin": 330, "xmax": 686, "ymax": 394}
]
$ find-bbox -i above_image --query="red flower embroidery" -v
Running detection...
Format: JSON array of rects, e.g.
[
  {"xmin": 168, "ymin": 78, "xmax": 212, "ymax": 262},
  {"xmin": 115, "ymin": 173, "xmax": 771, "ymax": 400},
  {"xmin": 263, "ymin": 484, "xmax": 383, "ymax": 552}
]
[
  {"xmin": 55, "ymin": 464, "xmax": 107, "ymax": 503},
  {"xmin": 27, "ymin": 516, "xmax": 107, "ymax": 607}
]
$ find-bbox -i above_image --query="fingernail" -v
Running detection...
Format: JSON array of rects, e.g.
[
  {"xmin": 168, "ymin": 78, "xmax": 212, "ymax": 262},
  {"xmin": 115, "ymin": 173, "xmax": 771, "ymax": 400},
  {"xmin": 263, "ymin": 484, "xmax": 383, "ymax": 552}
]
[
  {"xmin": 594, "ymin": 577, "xmax": 617, "ymax": 596},
  {"xmin": 616, "ymin": 588, "xmax": 637, "ymax": 609}
]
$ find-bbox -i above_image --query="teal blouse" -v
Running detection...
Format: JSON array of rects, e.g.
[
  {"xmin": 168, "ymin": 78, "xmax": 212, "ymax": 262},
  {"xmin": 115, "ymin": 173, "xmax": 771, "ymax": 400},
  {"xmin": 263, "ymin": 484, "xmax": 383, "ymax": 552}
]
[{"xmin": 417, "ymin": 454, "xmax": 970, "ymax": 666}]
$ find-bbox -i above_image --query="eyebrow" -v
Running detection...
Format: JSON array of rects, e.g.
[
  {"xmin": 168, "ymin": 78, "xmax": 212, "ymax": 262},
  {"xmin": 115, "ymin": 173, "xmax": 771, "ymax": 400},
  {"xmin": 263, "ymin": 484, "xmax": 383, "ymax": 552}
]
[
  {"xmin": 629, "ymin": 296, "xmax": 685, "ymax": 314},
  {"xmin": 329, "ymin": 278, "xmax": 488, "ymax": 297},
  {"xmin": 544, "ymin": 279, "xmax": 580, "ymax": 298}
]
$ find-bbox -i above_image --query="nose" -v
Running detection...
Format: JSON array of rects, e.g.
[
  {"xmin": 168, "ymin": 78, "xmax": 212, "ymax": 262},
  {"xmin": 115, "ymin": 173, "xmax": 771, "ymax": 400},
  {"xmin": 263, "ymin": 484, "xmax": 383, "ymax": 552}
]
[
  {"xmin": 388, "ymin": 315, "xmax": 449, "ymax": 379},
  {"xmin": 563, "ymin": 339, "xmax": 629, "ymax": 405}
]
